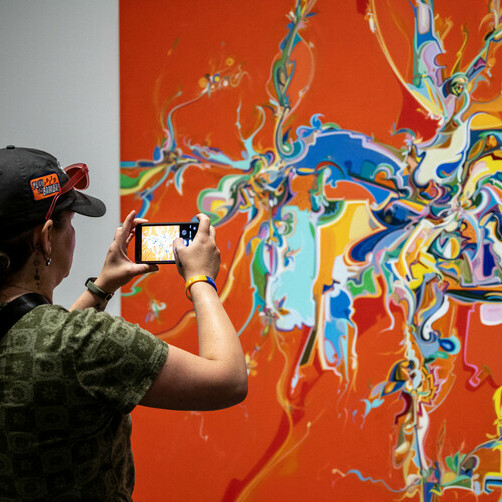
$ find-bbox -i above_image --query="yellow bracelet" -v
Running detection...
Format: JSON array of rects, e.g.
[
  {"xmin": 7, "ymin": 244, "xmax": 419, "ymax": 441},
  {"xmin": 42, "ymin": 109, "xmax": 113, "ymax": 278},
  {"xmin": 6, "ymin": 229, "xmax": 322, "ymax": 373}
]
[{"xmin": 185, "ymin": 275, "xmax": 217, "ymax": 301}]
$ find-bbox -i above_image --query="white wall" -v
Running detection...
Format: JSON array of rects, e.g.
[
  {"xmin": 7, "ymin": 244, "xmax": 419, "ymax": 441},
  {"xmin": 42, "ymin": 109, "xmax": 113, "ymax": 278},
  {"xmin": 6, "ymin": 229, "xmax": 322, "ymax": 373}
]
[{"xmin": 0, "ymin": 0, "xmax": 120, "ymax": 314}]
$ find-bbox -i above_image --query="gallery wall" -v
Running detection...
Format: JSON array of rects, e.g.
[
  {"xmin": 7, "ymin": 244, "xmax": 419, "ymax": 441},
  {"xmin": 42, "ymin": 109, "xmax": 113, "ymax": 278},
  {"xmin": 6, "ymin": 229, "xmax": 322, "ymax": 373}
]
[{"xmin": 0, "ymin": 0, "xmax": 120, "ymax": 314}]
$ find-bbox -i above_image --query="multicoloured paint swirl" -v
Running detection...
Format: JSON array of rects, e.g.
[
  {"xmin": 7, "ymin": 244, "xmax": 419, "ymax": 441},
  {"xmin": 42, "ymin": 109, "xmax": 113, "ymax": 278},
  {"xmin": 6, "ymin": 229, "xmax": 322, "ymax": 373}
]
[{"xmin": 120, "ymin": 1, "xmax": 502, "ymax": 500}]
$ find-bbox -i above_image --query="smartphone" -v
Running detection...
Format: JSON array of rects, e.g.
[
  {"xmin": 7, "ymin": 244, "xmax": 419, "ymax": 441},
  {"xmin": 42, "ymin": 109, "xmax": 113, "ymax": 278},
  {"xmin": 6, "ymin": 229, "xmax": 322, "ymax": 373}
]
[{"xmin": 135, "ymin": 222, "xmax": 199, "ymax": 264}]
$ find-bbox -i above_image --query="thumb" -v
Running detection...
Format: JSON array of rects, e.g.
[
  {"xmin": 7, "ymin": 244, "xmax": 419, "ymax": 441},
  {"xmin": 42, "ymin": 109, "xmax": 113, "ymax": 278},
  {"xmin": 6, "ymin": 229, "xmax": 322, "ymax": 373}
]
[
  {"xmin": 134, "ymin": 263, "xmax": 159, "ymax": 276},
  {"xmin": 172, "ymin": 237, "xmax": 185, "ymax": 276},
  {"xmin": 172, "ymin": 237, "xmax": 185, "ymax": 251}
]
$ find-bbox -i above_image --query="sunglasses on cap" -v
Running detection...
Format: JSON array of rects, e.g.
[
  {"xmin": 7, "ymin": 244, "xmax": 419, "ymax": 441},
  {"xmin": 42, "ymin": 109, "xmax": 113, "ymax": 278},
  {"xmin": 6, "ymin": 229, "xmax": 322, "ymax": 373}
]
[{"xmin": 45, "ymin": 163, "xmax": 89, "ymax": 220}]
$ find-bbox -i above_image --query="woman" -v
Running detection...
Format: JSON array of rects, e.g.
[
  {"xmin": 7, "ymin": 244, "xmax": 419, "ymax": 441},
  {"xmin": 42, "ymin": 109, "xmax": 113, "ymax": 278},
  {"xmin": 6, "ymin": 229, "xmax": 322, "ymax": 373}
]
[{"xmin": 0, "ymin": 146, "xmax": 248, "ymax": 500}]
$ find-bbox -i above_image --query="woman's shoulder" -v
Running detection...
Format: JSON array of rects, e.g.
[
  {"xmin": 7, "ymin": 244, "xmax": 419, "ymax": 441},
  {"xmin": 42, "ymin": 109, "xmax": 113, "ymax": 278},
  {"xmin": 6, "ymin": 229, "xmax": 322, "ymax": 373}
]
[
  {"xmin": 21, "ymin": 304, "xmax": 133, "ymax": 337},
  {"xmin": 22, "ymin": 304, "xmax": 152, "ymax": 352}
]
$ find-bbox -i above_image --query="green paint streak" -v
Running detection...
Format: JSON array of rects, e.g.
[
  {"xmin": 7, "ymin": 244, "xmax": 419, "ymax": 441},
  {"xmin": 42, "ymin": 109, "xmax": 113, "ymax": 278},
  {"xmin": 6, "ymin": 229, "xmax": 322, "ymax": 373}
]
[
  {"xmin": 348, "ymin": 267, "xmax": 377, "ymax": 297},
  {"xmin": 120, "ymin": 171, "xmax": 152, "ymax": 190},
  {"xmin": 250, "ymin": 241, "xmax": 268, "ymax": 299}
]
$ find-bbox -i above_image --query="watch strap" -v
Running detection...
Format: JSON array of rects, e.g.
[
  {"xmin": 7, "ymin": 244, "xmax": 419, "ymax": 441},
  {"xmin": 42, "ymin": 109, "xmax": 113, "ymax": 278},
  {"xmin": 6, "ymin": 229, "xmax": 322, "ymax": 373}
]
[{"xmin": 85, "ymin": 277, "xmax": 113, "ymax": 302}]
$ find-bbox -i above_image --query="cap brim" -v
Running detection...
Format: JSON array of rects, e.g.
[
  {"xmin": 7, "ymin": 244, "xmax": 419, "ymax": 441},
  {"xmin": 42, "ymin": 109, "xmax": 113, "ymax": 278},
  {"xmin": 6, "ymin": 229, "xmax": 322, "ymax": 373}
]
[{"xmin": 62, "ymin": 191, "xmax": 106, "ymax": 217}]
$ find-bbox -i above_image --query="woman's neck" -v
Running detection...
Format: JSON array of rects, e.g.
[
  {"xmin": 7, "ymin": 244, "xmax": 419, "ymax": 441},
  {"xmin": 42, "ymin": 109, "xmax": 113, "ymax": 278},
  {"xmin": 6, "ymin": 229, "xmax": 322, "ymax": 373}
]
[
  {"xmin": 0, "ymin": 251, "xmax": 57, "ymax": 304},
  {"xmin": 0, "ymin": 281, "xmax": 52, "ymax": 304}
]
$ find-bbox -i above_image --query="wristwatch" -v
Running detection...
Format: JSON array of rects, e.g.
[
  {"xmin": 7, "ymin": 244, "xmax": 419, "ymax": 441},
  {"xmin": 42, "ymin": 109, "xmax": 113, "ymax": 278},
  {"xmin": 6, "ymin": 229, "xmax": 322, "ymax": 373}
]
[{"xmin": 85, "ymin": 277, "xmax": 114, "ymax": 302}]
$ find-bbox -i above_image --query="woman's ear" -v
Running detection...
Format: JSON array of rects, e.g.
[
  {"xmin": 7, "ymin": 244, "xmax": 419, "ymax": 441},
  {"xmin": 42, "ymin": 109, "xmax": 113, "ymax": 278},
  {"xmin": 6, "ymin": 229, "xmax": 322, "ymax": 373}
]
[{"xmin": 37, "ymin": 219, "xmax": 54, "ymax": 259}]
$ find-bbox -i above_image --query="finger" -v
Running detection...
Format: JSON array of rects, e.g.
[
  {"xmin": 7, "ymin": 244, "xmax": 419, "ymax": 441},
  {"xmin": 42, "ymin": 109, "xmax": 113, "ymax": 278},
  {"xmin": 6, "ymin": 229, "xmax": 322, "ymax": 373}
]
[
  {"xmin": 122, "ymin": 216, "xmax": 148, "ymax": 245},
  {"xmin": 114, "ymin": 226, "xmax": 128, "ymax": 246},
  {"xmin": 144, "ymin": 263, "xmax": 159, "ymax": 273},
  {"xmin": 115, "ymin": 211, "xmax": 137, "ymax": 244},
  {"xmin": 172, "ymin": 237, "xmax": 185, "ymax": 252},
  {"xmin": 122, "ymin": 210, "xmax": 137, "ymax": 233},
  {"xmin": 173, "ymin": 241, "xmax": 184, "ymax": 272},
  {"xmin": 129, "ymin": 263, "xmax": 159, "ymax": 276},
  {"xmin": 209, "ymin": 225, "xmax": 216, "ymax": 240},
  {"xmin": 131, "ymin": 217, "xmax": 149, "ymax": 231},
  {"xmin": 126, "ymin": 231, "xmax": 135, "ymax": 245},
  {"xmin": 194, "ymin": 213, "xmax": 210, "ymax": 241}
]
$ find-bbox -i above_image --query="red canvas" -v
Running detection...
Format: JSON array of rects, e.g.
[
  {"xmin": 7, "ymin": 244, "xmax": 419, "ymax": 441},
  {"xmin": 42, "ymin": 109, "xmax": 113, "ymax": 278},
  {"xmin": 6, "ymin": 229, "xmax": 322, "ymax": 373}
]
[{"xmin": 120, "ymin": 1, "xmax": 502, "ymax": 500}]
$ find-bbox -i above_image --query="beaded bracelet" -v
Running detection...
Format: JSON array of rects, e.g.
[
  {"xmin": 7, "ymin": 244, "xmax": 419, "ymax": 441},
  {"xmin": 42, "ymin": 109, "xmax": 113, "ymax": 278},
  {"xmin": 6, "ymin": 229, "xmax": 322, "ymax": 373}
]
[{"xmin": 185, "ymin": 275, "xmax": 217, "ymax": 301}]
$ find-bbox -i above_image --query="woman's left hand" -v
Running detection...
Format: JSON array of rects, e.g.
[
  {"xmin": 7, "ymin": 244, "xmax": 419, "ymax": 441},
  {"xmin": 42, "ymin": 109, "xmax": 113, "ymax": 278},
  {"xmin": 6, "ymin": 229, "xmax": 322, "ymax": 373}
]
[{"xmin": 95, "ymin": 210, "xmax": 158, "ymax": 294}]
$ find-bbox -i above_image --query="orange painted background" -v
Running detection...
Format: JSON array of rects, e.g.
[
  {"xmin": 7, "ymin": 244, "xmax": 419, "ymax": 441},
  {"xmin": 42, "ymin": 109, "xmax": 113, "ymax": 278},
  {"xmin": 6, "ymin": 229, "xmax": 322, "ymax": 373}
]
[{"xmin": 120, "ymin": 1, "xmax": 502, "ymax": 500}]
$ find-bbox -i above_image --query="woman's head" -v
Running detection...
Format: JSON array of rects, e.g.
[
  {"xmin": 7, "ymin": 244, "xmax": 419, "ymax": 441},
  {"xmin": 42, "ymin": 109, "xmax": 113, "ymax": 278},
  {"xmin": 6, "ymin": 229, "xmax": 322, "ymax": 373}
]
[
  {"xmin": 0, "ymin": 146, "xmax": 106, "ymax": 238},
  {"xmin": 0, "ymin": 146, "xmax": 106, "ymax": 292}
]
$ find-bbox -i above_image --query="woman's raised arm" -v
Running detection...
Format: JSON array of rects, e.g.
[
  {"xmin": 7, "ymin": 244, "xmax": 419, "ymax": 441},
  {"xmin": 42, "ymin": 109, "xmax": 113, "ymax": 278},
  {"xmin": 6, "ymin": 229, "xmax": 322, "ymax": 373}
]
[{"xmin": 139, "ymin": 213, "xmax": 248, "ymax": 410}]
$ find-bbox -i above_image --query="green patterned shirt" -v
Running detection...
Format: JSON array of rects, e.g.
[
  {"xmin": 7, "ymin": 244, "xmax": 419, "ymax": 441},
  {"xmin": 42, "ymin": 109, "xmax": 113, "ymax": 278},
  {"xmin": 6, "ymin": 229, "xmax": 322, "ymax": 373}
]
[{"xmin": 0, "ymin": 304, "xmax": 169, "ymax": 501}]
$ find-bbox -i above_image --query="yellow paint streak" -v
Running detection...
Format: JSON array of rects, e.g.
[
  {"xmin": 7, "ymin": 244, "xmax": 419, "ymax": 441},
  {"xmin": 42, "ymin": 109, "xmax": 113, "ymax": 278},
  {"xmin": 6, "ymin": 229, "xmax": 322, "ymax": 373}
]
[
  {"xmin": 120, "ymin": 165, "xmax": 167, "ymax": 196},
  {"xmin": 462, "ymin": 155, "xmax": 502, "ymax": 202},
  {"xmin": 313, "ymin": 201, "xmax": 380, "ymax": 297}
]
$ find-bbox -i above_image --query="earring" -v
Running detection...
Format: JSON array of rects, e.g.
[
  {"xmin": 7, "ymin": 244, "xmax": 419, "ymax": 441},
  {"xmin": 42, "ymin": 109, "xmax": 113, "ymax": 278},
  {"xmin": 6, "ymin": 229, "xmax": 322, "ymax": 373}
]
[{"xmin": 45, "ymin": 258, "xmax": 52, "ymax": 266}]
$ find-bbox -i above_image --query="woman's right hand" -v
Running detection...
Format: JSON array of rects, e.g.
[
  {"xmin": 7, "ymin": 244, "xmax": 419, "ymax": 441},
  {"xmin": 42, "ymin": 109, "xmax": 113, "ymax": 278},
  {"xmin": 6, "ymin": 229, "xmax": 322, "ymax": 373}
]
[
  {"xmin": 141, "ymin": 212, "xmax": 248, "ymax": 412},
  {"xmin": 173, "ymin": 213, "xmax": 220, "ymax": 281}
]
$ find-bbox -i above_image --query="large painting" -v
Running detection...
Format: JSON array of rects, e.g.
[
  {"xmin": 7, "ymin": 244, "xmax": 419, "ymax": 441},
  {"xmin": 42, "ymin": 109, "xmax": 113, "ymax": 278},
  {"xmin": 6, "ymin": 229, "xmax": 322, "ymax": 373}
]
[{"xmin": 120, "ymin": 1, "xmax": 502, "ymax": 500}]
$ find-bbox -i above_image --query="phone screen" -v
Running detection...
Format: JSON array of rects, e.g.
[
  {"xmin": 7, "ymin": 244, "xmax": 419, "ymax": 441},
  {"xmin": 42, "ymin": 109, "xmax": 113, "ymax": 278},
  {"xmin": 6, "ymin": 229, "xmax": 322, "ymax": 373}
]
[{"xmin": 135, "ymin": 222, "xmax": 199, "ymax": 263}]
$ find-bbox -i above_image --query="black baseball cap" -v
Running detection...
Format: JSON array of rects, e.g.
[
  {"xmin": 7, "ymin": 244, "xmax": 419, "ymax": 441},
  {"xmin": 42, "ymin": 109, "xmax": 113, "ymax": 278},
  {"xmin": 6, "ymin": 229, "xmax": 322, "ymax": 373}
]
[{"xmin": 0, "ymin": 146, "xmax": 106, "ymax": 237}]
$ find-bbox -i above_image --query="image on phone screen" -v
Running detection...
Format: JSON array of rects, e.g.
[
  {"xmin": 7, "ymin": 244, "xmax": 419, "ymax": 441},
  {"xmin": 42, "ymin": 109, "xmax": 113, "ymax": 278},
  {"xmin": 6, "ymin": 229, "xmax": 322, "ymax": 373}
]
[{"xmin": 135, "ymin": 222, "xmax": 199, "ymax": 263}]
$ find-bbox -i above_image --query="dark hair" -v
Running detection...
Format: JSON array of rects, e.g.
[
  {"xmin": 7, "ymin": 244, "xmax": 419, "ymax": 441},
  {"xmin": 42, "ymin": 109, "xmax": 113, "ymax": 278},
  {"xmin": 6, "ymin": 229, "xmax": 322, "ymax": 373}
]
[{"xmin": 0, "ymin": 211, "xmax": 67, "ymax": 288}]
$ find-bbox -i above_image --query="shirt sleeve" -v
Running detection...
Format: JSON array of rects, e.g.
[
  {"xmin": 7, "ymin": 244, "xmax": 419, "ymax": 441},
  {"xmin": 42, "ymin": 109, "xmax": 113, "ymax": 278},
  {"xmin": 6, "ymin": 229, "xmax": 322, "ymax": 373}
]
[{"xmin": 65, "ymin": 308, "xmax": 169, "ymax": 414}]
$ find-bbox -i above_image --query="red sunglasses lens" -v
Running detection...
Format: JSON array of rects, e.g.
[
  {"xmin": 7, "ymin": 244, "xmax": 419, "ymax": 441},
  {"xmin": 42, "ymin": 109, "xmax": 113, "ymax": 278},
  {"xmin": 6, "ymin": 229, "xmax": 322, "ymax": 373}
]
[{"xmin": 64, "ymin": 164, "xmax": 89, "ymax": 190}]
